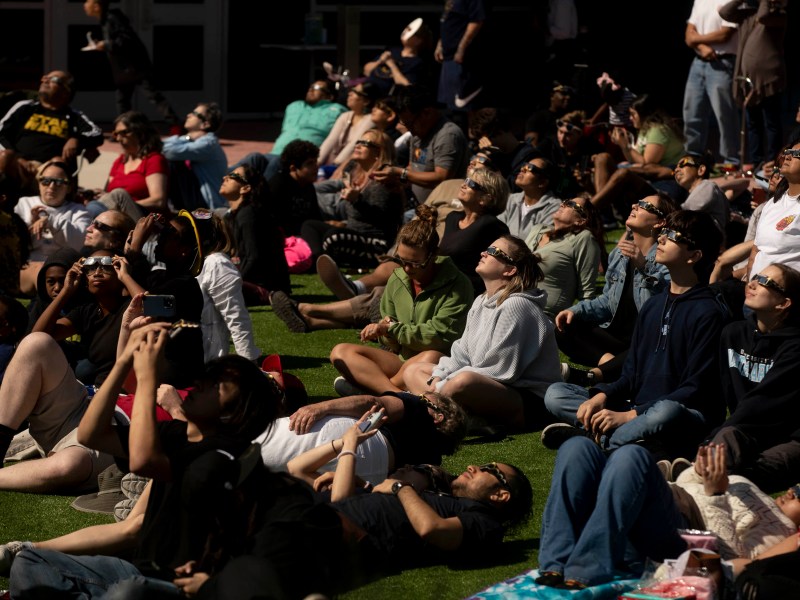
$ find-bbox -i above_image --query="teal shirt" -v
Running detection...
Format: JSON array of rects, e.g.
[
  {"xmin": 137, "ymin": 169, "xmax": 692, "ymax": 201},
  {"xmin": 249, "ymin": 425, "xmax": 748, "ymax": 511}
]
[{"xmin": 271, "ymin": 100, "xmax": 347, "ymax": 156}]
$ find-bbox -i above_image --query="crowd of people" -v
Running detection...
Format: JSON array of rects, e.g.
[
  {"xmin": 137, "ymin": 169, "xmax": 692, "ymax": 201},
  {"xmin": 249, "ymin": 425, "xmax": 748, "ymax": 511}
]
[{"xmin": 0, "ymin": 0, "xmax": 798, "ymax": 597}]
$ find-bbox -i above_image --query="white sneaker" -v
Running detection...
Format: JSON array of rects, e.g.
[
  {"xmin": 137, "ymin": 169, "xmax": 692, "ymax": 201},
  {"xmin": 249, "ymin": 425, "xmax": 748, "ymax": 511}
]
[
  {"xmin": 0, "ymin": 541, "xmax": 32, "ymax": 576},
  {"xmin": 333, "ymin": 376, "xmax": 367, "ymax": 397}
]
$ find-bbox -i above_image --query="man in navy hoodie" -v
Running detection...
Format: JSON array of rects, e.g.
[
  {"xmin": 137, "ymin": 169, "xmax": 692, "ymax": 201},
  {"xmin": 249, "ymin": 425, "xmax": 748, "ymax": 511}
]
[{"xmin": 542, "ymin": 210, "xmax": 728, "ymax": 458}]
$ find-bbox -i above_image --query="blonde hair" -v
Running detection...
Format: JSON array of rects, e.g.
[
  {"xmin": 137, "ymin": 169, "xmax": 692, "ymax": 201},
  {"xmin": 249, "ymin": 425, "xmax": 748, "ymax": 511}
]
[
  {"xmin": 363, "ymin": 129, "xmax": 395, "ymax": 169},
  {"xmin": 396, "ymin": 204, "xmax": 439, "ymax": 254},
  {"xmin": 470, "ymin": 168, "xmax": 510, "ymax": 216},
  {"xmin": 495, "ymin": 235, "xmax": 544, "ymax": 306}
]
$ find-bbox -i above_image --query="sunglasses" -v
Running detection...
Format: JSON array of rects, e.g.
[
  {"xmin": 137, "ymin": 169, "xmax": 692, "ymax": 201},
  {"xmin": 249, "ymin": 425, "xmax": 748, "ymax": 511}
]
[
  {"xmin": 637, "ymin": 199, "xmax": 665, "ymax": 219},
  {"xmin": 484, "ymin": 246, "xmax": 516, "ymax": 265},
  {"xmin": 556, "ymin": 119, "xmax": 581, "ymax": 134},
  {"xmin": 354, "ymin": 139, "xmax": 379, "ymax": 149},
  {"xmin": 470, "ymin": 155, "xmax": 491, "ymax": 166},
  {"xmin": 43, "ymin": 75, "xmax": 67, "ymax": 86},
  {"xmin": 676, "ymin": 158, "xmax": 699, "ymax": 169},
  {"xmin": 479, "ymin": 463, "xmax": 509, "ymax": 489},
  {"xmin": 80, "ymin": 255, "xmax": 115, "ymax": 273},
  {"xmin": 190, "ymin": 109, "xmax": 208, "ymax": 122},
  {"xmin": 659, "ymin": 228, "xmax": 696, "ymax": 248},
  {"xmin": 561, "ymin": 199, "xmax": 587, "ymax": 218},
  {"xmin": 349, "ymin": 88, "xmax": 369, "ymax": 98},
  {"xmin": 751, "ymin": 273, "xmax": 786, "ymax": 295},
  {"xmin": 309, "ymin": 83, "xmax": 329, "ymax": 93},
  {"xmin": 463, "ymin": 177, "xmax": 485, "ymax": 192},
  {"xmin": 38, "ymin": 176, "xmax": 69, "ymax": 187},
  {"xmin": 90, "ymin": 219, "xmax": 119, "ymax": 234},
  {"xmin": 520, "ymin": 162, "xmax": 546, "ymax": 175},
  {"xmin": 224, "ymin": 171, "xmax": 249, "ymax": 186},
  {"xmin": 783, "ymin": 149, "xmax": 800, "ymax": 158},
  {"xmin": 112, "ymin": 129, "xmax": 131, "ymax": 140},
  {"xmin": 390, "ymin": 251, "xmax": 433, "ymax": 270}
]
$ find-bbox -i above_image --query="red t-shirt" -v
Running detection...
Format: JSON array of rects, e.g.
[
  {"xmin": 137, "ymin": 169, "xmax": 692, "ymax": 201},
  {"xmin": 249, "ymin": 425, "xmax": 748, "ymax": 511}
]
[{"xmin": 106, "ymin": 151, "xmax": 169, "ymax": 201}]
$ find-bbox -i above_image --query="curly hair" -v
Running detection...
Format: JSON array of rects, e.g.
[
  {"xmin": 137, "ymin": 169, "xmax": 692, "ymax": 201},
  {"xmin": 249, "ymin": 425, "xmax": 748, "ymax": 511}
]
[
  {"xmin": 422, "ymin": 392, "xmax": 467, "ymax": 455},
  {"xmin": 280, "ymin": 140, "xmax": 319, "ymax": 171}
]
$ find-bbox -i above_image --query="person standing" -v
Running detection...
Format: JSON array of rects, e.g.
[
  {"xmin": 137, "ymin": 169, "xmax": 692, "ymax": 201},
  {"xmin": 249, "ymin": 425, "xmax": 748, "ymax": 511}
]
[
  {"xmin": 682, "ymin": 0, "xmax": 740, "ymax": 166},
  {"xmin": 435, "ymin": 0, "xmax": 486, "ymax": 111},
  {"xmin": 82, "ymin": 0, "xmax": 179, "ymax": 127}
]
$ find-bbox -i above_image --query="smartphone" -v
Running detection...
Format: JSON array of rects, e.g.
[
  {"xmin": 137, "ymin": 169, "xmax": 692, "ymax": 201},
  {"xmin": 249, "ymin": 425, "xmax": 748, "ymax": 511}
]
[
  {"xmin": 143, "ymin": 295, "xmax": 176, "ymax": 318},
  {"xmin": 359, "ymin": 409, "xmax": 385, "ymax": 433}
]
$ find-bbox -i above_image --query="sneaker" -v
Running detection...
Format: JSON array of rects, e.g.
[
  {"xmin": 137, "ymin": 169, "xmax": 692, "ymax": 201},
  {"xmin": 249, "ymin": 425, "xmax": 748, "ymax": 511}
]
[
  {"xmin": 317, "ymin": 254, "xmax": 358, "ymax": 300},
  {"xmin": 270, "ymin": 291, "xmax": 309, "ymax": 333},
  {"xmin": 540, "ymin": 422, "xmax": 588, "ymax": 450},
  {"xmin": 121, "ymin": 472, "xmax": 149, "ymax": 502},
  {"xmin": 0, "ymin": 541, "xmax": 32, "ymax": 576},
  {"xmin": 114, "ymin": 498, "xmax": 138, "ymax": 523},
  {"xmin": 670, "ymin": 457, "xmax": 693, "ymax": 481},
  {"xmin": 562, "ymin": 364, "xmax": 596, "ymax": 387},
  {"xmin": 657, "ymin": 459, "xmax": 672, "ymax": 481},
  {"xmin": 333, "ymin": 376, "xmax": 367, "ymax": 397},
  {"xmin": 560, "ymin": 362, "xmax": 570, "ymax": 382}
]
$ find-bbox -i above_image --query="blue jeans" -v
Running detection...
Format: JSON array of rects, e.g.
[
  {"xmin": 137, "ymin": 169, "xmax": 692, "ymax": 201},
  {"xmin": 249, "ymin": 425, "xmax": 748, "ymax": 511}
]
[
  {"xmin": 10, "ymin": 548, "xmax": 180, "ymax": 599},
  {"xmin": 746, "ymin": 93, "xmax": 784, "ymax": 165},
  {"xmin": 682, "ymin": 56, "xmax": 740, "ymax": 164},
  {"xmin": 544, "ymin": 383, "xmax": 707, "ymax": 450},
  {"xmin": 538, "ymin": 437, "xmax": 687, "ymax": 585}
]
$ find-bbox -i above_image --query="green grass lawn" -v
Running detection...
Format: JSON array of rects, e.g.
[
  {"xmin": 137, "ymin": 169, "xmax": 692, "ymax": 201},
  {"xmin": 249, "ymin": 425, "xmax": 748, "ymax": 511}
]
[{"xmin": 2, "ymin": 248, "xmax": 630, "ymax": 595}]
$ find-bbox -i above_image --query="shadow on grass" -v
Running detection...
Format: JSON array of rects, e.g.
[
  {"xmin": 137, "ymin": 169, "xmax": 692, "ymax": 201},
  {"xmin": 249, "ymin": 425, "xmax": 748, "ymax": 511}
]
[
  {"xmin": 275, "ymin": 355, "xmax": 332, "ymax": 370},
  {"xmin": 444, "ymin": 538, "xmax": 539, "ymax": 570}
]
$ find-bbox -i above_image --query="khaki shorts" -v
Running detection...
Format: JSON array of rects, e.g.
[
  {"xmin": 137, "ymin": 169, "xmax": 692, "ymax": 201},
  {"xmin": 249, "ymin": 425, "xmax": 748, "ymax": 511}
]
[
  {"xmin": 349, "ymin": 286, "xmax": 386, "ymax": 326},
  {"xmin": 49, "ymin": 427, "xmax": 116, "ymax": 493}
]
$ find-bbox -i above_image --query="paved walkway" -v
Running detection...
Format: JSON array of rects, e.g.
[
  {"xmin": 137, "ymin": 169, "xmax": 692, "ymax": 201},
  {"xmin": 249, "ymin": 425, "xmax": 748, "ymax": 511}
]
[{"xmin": 77, "ymin": 120, "xmax": 276, "ymax": 191}]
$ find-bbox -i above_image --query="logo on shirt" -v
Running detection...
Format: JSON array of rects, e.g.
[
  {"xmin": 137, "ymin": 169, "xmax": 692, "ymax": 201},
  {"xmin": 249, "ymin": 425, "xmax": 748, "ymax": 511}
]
[
  {"xmin": 23, "ymin": 113, "xmax": 68, "ymax": 139},
  {"xmin": 727, "ymin": 348, "xmax": 773, "ymax": 383},
  {"xmin": 776, "ymin": 215, "xmax": 797, "ymax": 231}
]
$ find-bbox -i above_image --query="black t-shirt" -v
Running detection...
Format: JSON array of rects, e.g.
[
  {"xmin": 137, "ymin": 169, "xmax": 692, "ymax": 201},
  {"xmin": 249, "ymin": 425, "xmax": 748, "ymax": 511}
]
[
  {"xmin": 227, "ymin": 203, "xmax": 290, "ymax": 293},
  {"xmin": 267, "ymin": 171, "xmax": 321, "ymax": 237},
  {"xmin": 115, "ymin": 421, "xmax": 249, "ymax": 577},
  {"xmin": 380, "ymin": 392, "xmax": 455, "ymax": 467},
  {"xmin": 66, "ymin": 298, "xmax": 130, "ymax": 385},
  {"xmin": 439, "ymin": 211, "xmax": 509, "ymax": 294},
  {"xmin": 333, "ymin": 491, "xmax": 505, "ymax": 565}
]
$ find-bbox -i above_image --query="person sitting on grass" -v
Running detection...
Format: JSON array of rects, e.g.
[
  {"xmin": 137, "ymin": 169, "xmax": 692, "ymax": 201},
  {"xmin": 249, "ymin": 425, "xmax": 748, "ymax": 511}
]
[
  {"xmin": 7, "ymin": 324, "xmax": 282, "ymax": 599},
  {"xmin": 326, "ymin": 205, "xmax": 473, "ymax": 396},
  {"xmin": 542, "ymin": 210, "xmax": 728, "ymax": 459},
  {"xmin": 704, "ymin": 263, "xmax": 800, "ymax": 494},
  {"xmin": 405, "ymin": 235, "xmax": 561, "ymax": 431},
  {"xmin": 554, "ymin": 192, "xmax": 677, "ymax": 386},
  {"xmin": 535, "ymin": 437, "xmax": 800, "ymax": 590}
]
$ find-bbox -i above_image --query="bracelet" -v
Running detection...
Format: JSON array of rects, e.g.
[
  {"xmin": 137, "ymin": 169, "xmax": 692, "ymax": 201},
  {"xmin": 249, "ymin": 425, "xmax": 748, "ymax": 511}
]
[
  {"xmin": 330, "ymin": 439, "xmax": 337, "ymax": 454},
  {"xmin": 338, "ymin": 450, "xmax": 357, "ymax": 459},
  {"xmin": 400, "ymin": 168, "xmax": 408, "ymax": 183},
  {"xmin": 426, "ymin": 375, "xmax": 436, "ymax": 386}
]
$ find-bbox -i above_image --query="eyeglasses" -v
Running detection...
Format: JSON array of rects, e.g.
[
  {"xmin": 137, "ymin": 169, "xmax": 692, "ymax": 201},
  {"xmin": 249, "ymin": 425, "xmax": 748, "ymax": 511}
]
[
  {"xmin": 412, "ymin": 464, "xmax": 451, "ymax": 494},
  {"xmin": 90, "ymin": 219, "xmax": 119, "ymax": 234},
  {"xmin": 42, "ymin": 75, "xmax": 67, "ymax": 86},
  {"xmin": 190, "ymin": 109, "xmax": 208, "ymax": 122},
  {"xmin": 470, "ymin": 155, "xmax": 491, "ymax": 166},
  {"xmin": 80, "ymin": 255, "xmax": 115, "ymax": 274},
  {"xmin": 637, "ymin": 199, "xmax": 665, "ymax": 219},
  {"xmin": 479, "ymin": 463, "xmax": 509, "ymax": 489},
  {"xmin": 354, "ymin": 139, "xmax": 379, "ymax": 149},
  {"xmin": 224, "ymin": 171, "xmax": 249, "ymax": 186},
  {"xmin": 659, "ymin": 228, "xmax": 696, "ymax": 248},
  {"xmin": 676, "ymin": 158, "xmax": 699, "ymax": 169},
  {"xmin": 561, "ymin": 199, "xmax": 587, "ymax": 218},
  {"xmin": 309, "ymin": 83, "xmax": 328, "ymax": 93},
  {"xmin": 520, "ymin": 162, "xmax": 545, "ymax": 175},
  {"xmin": 751, "ymin": 273, "xmax": 786, "ymax": 295},
  {"xmin": 349, "ymin": 88, "xmax": 369, "ymax": 98},
  {"xmin": 112, "ymin": 129, "xmax": 131, "ymax": 140},
  {"xmin": 556, "ymin": 119, "xmax": 581, "ymax": 134},
  {"xmin": 463, "ymin": 177, "xmax": 485, "ymax": 192},
  {"xmin": 783, "ymin": 149, "xmax": 800, "ymax": 159},
  {"xmin": 38, "ymin": 176, "xmax": 69, "ymax": 187},
  {"xmin": 484, "ymin": 246, "xmax": 516, "ymax": 265},
  {"xmin": 389, "ymin": 251, "xmax": 433, "ymax": 270},
  {"xmin": 420, "ymin": 393, "xmax": 444, "ymax": 418}
]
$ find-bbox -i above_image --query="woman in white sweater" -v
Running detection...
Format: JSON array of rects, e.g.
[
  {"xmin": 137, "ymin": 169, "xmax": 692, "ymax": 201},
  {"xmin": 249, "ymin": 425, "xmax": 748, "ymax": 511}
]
[
  {"xmin": 406, "ymin": 234, "xmax": 562, "ymax": 429},
  {"xmin": 16, "ymin": 159, "xmax": 90, "ymax": 295}
]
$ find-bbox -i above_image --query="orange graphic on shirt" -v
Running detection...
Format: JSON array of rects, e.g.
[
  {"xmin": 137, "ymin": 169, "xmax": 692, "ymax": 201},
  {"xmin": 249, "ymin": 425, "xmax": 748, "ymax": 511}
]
[
  {"xmin": 23, "ymin": 114, "xmax": 68, "ymax": 139},
  {"xmin": 776, "ymin": 215, "xmax": 797, "ymax": 231}
]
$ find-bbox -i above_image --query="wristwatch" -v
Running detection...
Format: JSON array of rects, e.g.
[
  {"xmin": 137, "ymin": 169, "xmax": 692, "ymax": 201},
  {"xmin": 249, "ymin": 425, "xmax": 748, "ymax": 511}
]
[{"xmin": 392, "ymin": 481, "xmax": 412, "ymax": 495}]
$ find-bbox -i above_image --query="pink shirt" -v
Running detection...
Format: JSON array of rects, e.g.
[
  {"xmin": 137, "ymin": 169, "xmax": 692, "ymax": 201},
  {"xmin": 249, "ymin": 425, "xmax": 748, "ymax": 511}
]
[{"xmin": 106, "ymin": 151, "xmax": 168, "ymax": 201}]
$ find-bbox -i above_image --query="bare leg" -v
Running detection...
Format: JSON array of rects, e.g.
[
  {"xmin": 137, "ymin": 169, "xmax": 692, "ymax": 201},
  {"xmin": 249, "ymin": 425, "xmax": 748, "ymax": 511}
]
[
  {"xmin": 441, "ymin": 371, "xmax": 526, "ymax": 429},
  {"xmin": 0, "ymin": 333, "xmax": 71, "ymax": 431},
  {"xmin": 18, "ymin": 262, "xmax": 43, "ymax": 297},
  {"xmin": 591, "ymin": 168, "xmax": 651, "ymax": 211},
  {"xmin": 0, "ymin": 446, "xmax": 92, "ymax": 492},
  {"xmin": 330, "ymin": 343, "xmax": 404, "ymax": 393},
  {"xmin": 298, "ymin": 300, "xmax": 357, "ymax": 330},
  {"xmin": 592, "ymin": 152, "xmax": 616, "ymax": 194},
  {"xmin": 404, "ymin": 361, "xmax": 438, "ymax": 395},
  {"xmin": 356, "ymin": 261, "xmax": 394, "ymax": 291},
  {"xmin": 389, "ymin": 351, "xmax": 444, "ymax": 390}
]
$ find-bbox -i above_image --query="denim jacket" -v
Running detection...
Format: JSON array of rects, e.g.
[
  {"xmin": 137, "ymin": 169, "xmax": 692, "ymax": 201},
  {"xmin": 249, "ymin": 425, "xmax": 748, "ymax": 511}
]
[{"xmin": 569, "ymin": 244, "xmax": 669, "ymax": 327}]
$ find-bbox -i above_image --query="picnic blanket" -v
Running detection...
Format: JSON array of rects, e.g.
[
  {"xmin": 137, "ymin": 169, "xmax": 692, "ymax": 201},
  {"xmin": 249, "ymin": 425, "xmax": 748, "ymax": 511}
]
[{"xmin": 469, "ymin": 569, "xmax": 639, "ymax": 600}]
